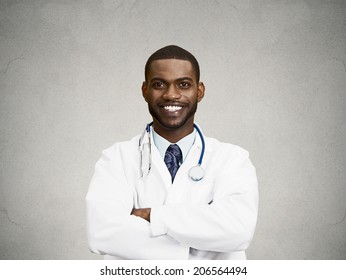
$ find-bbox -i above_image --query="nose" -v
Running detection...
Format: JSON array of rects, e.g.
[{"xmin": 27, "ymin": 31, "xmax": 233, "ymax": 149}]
[{"xmin": 162, "ymin": 84, "xmax": 181, "ymax": 100}]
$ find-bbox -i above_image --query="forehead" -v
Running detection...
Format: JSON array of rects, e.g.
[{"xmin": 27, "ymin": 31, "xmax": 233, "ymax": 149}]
[{"xmin": 147, "ymin": 59, "xmax": 195, "ymax": 81}]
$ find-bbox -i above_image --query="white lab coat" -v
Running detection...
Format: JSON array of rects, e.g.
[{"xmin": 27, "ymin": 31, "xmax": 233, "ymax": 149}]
[{"xmin": 86, "ymin": 129, "xmax": 258, "ymax": 260}]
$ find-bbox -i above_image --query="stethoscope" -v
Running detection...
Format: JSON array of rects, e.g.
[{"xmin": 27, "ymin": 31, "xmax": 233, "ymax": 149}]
[{"xmin": 139, "ymin": 122, "xmax": 205, "ymax": 181}]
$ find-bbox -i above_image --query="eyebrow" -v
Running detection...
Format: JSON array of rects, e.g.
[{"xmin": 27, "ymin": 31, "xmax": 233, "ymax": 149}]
[{"xmin": 149, "ymin": 77, "xmax": 194, "ymax": 83}]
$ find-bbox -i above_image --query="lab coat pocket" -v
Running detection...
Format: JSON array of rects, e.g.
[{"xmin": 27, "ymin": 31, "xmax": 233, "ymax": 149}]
[{"xmin": 189, "ymin": 183, "xmax": 214, "ymax": 205}]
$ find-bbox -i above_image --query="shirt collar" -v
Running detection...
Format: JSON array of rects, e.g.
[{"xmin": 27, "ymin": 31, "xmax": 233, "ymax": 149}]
[{"xmin": 152, "ymin": 128, "xmax": 196, "ymax": 162}]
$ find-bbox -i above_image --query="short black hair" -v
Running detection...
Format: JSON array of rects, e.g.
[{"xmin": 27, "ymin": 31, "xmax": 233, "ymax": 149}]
[{"xmin": 145, "ymin": 45, "xmax": 200, "ymax": 82}]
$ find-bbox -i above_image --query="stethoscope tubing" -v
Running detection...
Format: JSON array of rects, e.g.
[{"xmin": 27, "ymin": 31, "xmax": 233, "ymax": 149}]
[
  {"xmin": 193, "ymin": 124, "xmax": 205, "ymax": 166},
  {"xmin": 140, "ymin": 122, "xmax": 205, "ymax": 181}
]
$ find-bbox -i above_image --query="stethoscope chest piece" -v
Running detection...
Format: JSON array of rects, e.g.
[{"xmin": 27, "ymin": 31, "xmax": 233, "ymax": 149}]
[{"xmin": 189, "ymin": 165, "xmax": 205, "ymax": 181}]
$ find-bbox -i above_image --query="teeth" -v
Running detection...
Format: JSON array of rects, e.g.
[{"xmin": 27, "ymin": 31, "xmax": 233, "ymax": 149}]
[{"xmin": 164, "ymin": 106, "xmax": 182, "ymax": 112}]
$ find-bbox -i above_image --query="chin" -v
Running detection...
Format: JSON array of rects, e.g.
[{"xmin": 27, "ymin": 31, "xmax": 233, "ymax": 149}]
[{"xmin": 157, "ymin": 117, "xmax": 192, "ymax": 131}]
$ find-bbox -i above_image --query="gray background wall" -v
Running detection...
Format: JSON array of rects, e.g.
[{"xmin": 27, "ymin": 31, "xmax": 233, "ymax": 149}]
[{"xmin": 0, "ymin": 0, "xmax": 345, "ymax": 259}]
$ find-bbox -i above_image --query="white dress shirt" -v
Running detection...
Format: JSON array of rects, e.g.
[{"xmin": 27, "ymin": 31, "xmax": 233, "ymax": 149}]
[{"xmin": 152, "ymin": 128, "xmax": 197, "ymax": 163}]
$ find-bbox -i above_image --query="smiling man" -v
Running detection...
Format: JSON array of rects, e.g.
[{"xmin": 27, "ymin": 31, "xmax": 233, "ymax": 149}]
[
  {"xmin": 86, "ymin": 45, "xmax": 258, "ymax": 260},
  {"xmin": 143, "ymin": 57, "xmax": 204, "ymax": 142}
]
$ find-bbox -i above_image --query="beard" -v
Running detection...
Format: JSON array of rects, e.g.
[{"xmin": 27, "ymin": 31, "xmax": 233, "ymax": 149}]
[{"xmin": 148, "ymin": 100, "xmax": 198, "ymax": 131}]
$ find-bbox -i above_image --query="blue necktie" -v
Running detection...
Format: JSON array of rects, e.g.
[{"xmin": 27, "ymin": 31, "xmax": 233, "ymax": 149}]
[{"xmin": 164, "ymin": 144, "xmax": 182, "ymax": 182}]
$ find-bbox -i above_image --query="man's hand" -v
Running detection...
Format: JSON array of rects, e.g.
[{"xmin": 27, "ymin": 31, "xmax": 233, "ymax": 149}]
[{"xmin": 131, "ymin": 208, "xmax": 151, "ymax": 222}]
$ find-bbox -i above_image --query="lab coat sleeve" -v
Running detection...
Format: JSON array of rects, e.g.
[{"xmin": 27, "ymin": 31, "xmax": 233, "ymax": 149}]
[
  {"xmin": 86, "ymin": 144, "xmax": 188, "ymax": 259},
  {"xmin": 150, "ymin": 147, "xmax": 258, "ymax": 252}
]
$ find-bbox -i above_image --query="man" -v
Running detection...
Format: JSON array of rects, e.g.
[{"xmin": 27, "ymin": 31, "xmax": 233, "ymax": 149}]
[{"xmin": 86, "ymin": 45, "xmax": 258, "ymax": 260}]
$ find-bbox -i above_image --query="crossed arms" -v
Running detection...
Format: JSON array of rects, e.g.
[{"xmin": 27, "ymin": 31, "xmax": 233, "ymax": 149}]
[{"xmin": 86, "ymin": 143, "xmax": 258, "ymax": 259}]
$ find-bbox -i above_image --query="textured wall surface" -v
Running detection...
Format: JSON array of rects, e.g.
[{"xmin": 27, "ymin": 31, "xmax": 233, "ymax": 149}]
[{"xmin": 0, "ymin": 0, "xmax": 345, "ymax": 259}]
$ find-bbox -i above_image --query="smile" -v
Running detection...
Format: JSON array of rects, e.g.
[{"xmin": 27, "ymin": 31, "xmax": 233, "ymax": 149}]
[{"xmin": 163, "ymin": 105, "xmax": 182, "ymax": 112}]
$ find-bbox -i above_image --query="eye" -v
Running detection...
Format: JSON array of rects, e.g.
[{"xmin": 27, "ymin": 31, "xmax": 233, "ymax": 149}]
[
  {"xmin": 179, "ymin": 81, "xmax": 191, "ymax": 89},
  {"xmin": 152, "ymin": 81, "xmax": 165, "ymax": 89}
]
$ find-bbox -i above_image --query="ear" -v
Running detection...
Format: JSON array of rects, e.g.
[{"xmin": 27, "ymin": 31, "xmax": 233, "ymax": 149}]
[
  {"xmin": 142, "ymin": 81, "xmax": 148, "ymax": 102},
  {"xmin": 197, "ymin": 82, "xmax": 205, "ymax": 102}
]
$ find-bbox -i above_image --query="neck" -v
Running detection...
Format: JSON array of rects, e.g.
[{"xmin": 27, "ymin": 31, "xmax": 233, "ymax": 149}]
[{"xmin": 153, "ymin": 120, "xmax": 194, "ymax": 143}]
